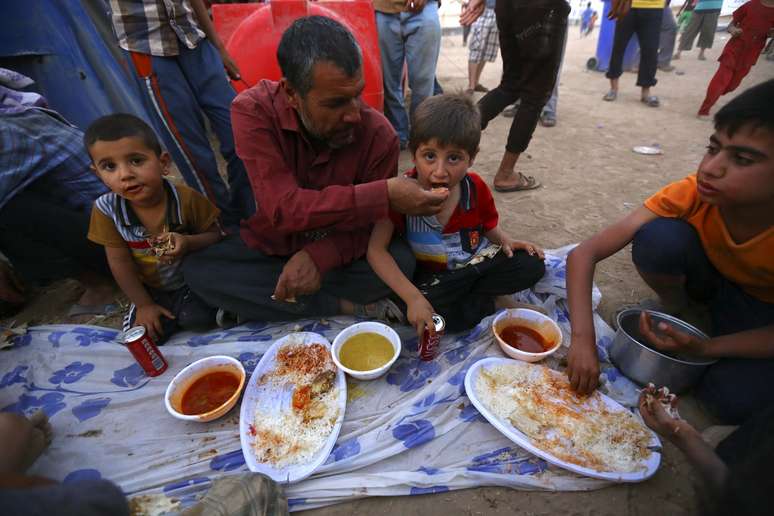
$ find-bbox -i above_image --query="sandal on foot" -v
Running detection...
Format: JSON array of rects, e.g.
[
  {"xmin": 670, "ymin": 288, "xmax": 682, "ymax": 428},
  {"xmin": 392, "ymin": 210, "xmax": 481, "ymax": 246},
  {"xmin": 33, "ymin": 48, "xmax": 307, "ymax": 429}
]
[
  {"xmin": 494, "ymin": 173, "xmax": 541, "ymax": 193},
  {"xmin": 602, "ymin": 90, "xmax": 617, "ymax": 101},
  {"xmin": 473, "ymin": 83, "xmax": 489, "ymax": 93},
  {"xmin": 539, "ymin": 113, "xmax": 557, "ymax": 127},
  {"xmin": 641, "ymin": 95, "xmax": 660, "ymax": 107}
]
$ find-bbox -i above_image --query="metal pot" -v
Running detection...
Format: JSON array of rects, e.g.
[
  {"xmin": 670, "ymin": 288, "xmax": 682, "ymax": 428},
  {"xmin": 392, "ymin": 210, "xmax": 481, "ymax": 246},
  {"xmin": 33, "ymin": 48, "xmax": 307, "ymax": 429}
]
[{"xmin": 609, "ymin": 309, "xmax": 716, "ymax": 394}]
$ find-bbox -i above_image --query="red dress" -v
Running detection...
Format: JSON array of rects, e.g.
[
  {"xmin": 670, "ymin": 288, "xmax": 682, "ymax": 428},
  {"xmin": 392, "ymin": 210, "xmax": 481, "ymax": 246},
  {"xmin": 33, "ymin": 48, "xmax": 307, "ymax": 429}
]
[{"xmin": 698, "ymin": 0, "xmax": 774, "ymax": 115}]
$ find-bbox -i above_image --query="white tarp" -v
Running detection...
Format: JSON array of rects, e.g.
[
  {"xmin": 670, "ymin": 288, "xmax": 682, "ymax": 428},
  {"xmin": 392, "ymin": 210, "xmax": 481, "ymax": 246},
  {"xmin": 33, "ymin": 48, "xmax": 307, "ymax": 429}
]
[{"xmin": 0, "ymin": 247, "xmax": 642, "ymax": 513}]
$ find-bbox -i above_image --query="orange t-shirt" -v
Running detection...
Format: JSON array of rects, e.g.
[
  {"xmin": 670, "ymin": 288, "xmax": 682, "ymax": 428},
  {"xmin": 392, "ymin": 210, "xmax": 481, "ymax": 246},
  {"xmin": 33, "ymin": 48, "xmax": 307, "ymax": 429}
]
[{"xmin": 644, "ymin": 174, "xmax": 774, "ymax": 303}]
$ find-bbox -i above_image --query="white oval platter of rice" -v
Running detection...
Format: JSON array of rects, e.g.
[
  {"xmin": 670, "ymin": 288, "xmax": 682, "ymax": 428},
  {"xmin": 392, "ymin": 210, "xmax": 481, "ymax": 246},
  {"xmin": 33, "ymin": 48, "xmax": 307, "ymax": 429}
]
[
  {"xmin": 464, "ymin": 357, "xmax": 661, "ymax": 482},
  {"xmin": 239, "ymin": 332, "xmax": 347, "ymax": 483}
]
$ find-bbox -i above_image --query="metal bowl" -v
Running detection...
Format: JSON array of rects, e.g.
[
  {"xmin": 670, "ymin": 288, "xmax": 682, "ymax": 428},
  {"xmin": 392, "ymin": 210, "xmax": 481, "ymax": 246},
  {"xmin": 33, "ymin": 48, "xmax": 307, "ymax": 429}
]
[{"xmin": 610, "ymin": 309, "xmax": 716, "ymax": 394}]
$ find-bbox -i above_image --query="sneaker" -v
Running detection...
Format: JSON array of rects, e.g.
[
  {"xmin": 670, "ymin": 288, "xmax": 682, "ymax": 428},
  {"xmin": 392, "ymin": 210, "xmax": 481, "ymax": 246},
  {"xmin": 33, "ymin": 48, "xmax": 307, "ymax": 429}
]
[{"xmin": 354, "ymin": 298, "xmax": 406, "ymax": 324}]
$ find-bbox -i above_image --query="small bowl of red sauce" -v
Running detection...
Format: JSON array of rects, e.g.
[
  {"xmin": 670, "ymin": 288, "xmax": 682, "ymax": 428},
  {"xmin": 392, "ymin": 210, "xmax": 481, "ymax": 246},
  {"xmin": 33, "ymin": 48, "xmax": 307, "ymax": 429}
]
[
  {"xmin": 492, "ymin": 308, "xmax": 562, "ymax": 363},
  {"xmin": 164, "ymin": 356, "xmax": 246, "ymax": 422}
]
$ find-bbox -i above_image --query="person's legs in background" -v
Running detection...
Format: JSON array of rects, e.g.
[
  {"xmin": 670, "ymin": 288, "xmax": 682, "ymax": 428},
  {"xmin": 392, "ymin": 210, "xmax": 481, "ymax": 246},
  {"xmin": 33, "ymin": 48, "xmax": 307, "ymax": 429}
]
[
  {"xmin": 404, "ymin": 2, "xmax": 442, "ymax": 126},
  {"xmin": 540, "ymin": 24, "xmax": 568, "ymax": 126},
  {"xmin": 634, "ymin": 7, "xmax": 662, "ymax": 106},
  {"xmin": 696, "ymin": 10, "xmax": 720, "ymax": 61},
  {"xmin": 658, "ymin": 5, "xmax": 677, "ymax": 71},
  {"xmin": 467, "ymin": 8, "xmax": 498, "ymax": 93},
  {"xmin": 376, "ymin": 11, "xmax": 410, "ymax": 148},
  {"xmin": 605, "ymin": 8, "xmax": 637, "ymax": 100},
  {"xmin": 126, "ymin": 51, "xmax": 242, "ymax": 228},
  {"xmin": 178, "ymin": 41, "xmax": 255, "ymax": 223},
  {"xmin": 675, "ymin": 10, "xmax": 703, "ymax": 59}
]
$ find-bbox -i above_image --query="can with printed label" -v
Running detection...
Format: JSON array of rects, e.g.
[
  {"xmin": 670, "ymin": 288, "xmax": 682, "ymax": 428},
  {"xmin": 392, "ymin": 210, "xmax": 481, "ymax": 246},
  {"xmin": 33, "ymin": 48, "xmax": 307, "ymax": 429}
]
[
  {"xmin": 123, "ymin": 326, "xmax": 168, "ymax": 377},
  {"xmin": 419, "ymin": 314, "xmax": 445, "ymax": 361}
]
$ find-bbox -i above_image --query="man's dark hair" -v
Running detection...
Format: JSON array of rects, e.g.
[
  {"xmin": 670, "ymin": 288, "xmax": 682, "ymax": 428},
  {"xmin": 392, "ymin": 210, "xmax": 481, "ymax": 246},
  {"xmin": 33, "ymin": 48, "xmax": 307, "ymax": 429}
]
[
  {"xmin": 84, "ymin": 113, "xmax": 162, "ymax": 156},
  {"xmin": 276, "ymin": 16, "xmax": 362, "ymax": 97},
  {"xmin": 714, "ymin": 79, "xmax": 774, "ymax": 137},
  {"xmin": 409, "ymin": 93, "xmax": 481, "ymax": 157}
]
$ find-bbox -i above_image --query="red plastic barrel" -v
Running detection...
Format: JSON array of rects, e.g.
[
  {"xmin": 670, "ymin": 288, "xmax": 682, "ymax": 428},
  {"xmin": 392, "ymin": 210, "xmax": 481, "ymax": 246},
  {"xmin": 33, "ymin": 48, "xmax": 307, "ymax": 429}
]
[{"xmin": 213, "ymin": 0, "xmax": 384, "ymax": 111}]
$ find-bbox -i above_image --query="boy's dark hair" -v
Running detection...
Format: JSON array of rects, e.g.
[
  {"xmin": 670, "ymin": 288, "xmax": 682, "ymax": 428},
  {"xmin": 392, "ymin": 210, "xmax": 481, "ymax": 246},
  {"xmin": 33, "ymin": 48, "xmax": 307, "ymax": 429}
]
[
  {"xmin": 277, "ymin": 16, "xmax": 362, "ymax": 97},
  {"xmin": 409, "ymin": 93, "xmax": 481, "ymax": 157},
  {"xmin": 714, "ymin": 79, "xmax": 774, "ymax": 137},
  {"xmin": 83, "ymin": 113, "xmax": 162, "ymax": 156}
]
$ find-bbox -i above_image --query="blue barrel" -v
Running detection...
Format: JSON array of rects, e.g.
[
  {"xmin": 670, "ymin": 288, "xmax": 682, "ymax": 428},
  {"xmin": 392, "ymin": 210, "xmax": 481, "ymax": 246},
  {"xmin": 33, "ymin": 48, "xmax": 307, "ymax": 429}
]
[{"xmin": 589, "ymin": 0, "xmax": 640, "ymax": 72}]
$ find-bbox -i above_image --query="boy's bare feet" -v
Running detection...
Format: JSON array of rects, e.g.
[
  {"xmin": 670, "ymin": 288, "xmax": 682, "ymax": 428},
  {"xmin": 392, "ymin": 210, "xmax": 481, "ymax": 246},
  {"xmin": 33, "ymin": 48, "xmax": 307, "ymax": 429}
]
[{"xmin": 0, "ymin": 411, "xmax": 53, "ymax": 474}]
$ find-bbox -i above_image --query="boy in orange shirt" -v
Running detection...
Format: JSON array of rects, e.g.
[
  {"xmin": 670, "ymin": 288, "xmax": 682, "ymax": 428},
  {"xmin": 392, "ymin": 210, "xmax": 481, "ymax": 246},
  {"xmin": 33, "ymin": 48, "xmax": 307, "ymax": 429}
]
[{"xmin": 566, "ymin": 79, "xmax": 774, "ymax": 424}]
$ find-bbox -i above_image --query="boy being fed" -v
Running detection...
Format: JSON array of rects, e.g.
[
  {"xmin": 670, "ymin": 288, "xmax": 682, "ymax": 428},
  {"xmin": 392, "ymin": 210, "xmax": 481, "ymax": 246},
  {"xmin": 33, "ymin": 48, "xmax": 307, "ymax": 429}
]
[
  {"xmin": 566, "ymin": 80, "xmax": 774, "ymax": 425},
  {"xmin": 85, "ymin": 114, "xmax": 222, "ymax": 343},
  {"xmin": 367, "ymin": 94, "xmax": 545, "ymax": 336}
]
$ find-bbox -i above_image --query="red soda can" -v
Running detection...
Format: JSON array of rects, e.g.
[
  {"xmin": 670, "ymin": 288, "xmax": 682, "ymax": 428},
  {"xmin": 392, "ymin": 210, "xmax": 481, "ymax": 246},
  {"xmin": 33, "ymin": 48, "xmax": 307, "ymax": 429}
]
[
  {"xmin": 419, "ymin": 314, "xmax": 445, "ymax": 361},
  {"xmin": 123, "ymin": 326, "xmax": 168, "ymax": 377}
]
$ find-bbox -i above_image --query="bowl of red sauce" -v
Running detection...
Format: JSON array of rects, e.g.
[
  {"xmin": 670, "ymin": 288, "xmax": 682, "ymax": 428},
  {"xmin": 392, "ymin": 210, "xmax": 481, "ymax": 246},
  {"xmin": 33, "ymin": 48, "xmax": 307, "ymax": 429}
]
[
  {"xmin": 164, "ymin": 356, "xmax": 246, "ymax": 422},
  {"xmin": 492, "ymin": 308, "xmax": 562, "ymax": 362}
]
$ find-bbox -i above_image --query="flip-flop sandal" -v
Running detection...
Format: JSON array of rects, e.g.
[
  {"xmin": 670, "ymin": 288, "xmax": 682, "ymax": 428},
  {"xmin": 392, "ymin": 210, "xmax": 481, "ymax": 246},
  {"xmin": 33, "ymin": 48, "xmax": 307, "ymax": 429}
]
[
  {"xmin": 474, "ymin": 84, "xmax": 489, "ymax": 93},
  {"xmin": 641, "ymin": 95, "xmax": 660, "ymax": 107},
  {"xmin": 67, "ymin": 303, "xmax": 120, "ymax": 318},
  {"xmin": 540, "ymin": 114, "xmax": 557, "ymax": 127},
  {"xmin": 494, "ymin": 174, "xmax": 541, "ymax": 193},
  {"xmin": 602, "ymin": 90, "xmax": 617, "ymax": 101}
]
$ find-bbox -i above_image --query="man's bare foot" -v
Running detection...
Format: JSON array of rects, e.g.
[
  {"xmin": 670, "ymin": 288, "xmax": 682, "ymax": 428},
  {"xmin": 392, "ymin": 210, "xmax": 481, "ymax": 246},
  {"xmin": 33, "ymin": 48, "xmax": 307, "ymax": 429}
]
[
  {"xmin": 494, "ymin": 296, "xmax": 548, "ymax": 315},
  {"xmin": 0, "ymin": 411, "xmax": 53, "ymax": 474}
]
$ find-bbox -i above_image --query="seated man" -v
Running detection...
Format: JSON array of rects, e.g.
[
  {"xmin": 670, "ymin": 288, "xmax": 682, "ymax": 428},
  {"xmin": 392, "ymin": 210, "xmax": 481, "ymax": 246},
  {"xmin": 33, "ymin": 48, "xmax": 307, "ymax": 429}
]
[
  {"xmin": 0, "ymin": 68, "xmax": 115, "ymax": 317},
  {"xmin": 183, "ymin": 16, "xmax": 447, "ymax": 324}
]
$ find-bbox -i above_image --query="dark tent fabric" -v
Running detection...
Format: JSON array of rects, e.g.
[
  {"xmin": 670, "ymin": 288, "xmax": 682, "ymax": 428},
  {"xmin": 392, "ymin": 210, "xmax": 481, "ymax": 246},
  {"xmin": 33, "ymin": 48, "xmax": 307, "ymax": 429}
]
[{"xmin": 0, "ymin": 0, "xmax": 155, "ymax": 130}]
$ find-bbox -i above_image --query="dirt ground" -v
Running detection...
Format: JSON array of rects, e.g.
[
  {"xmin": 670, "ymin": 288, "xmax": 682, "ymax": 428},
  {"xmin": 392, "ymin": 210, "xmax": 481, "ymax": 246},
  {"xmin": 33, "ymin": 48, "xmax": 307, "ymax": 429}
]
[{"xmin": 3, "ymin": 22, "xmax": 772, "ymax": 516}]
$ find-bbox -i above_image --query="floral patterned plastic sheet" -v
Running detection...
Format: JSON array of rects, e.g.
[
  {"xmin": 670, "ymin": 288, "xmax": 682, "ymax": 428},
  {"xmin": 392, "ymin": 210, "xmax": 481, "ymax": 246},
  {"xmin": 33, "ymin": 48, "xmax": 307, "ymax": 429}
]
[{"xmin": 0, "ymin": 246, "xmax": 642, "ymax": 513}]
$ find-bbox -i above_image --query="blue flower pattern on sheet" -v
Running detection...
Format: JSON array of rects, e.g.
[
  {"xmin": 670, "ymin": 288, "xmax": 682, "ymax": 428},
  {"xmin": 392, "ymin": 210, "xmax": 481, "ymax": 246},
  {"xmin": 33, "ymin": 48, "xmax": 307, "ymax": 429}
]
[
  {"xmin": 596, "ymin": 335, "xmax": 612, "ymax": 362},
  {"xmin": 71, "ymin": 327, "xmax": 119, "ymax": 347},
  {"xmin": 3, "ymin": 392, "xmax": 67, "ymax": 417},
  {"xmin": 300, "ymin": 320, "xmax": 330, "ymax": 333},
  {"xmin": 410, "ymin": 485, "xmax": 449, "ymax": 495},
  {"xmin": 12, "ymin": 332, "xmax": 31, "ymax": 348},
  {"xmin": 416, "ymin": 466, "xmax": 441, "ymax": 475},
  {"xmin": 0, "ymin": 366, "xmax": 28, "ymax": 389},
  {"xmin": 163, "ymin": 477, "xmax": 211, "ymax": 505},
  {"xmin": 72, "ymin": 397, "xmax": 111, "ymax": 422},
  {"xmin": 460, "ymin": 324, "xmax": 485, "ymax": 345},
  {"xmin": 48, "ymin": 331, "xmax": 67, "ymax": 348},
  {"xmin": 209, "ymin": 449, "xmax": 246, "ymax": 472},
  {"xmin": 393, "ymin": 419, "xmax": 435, "ymax": 449},
  {"xmin": 49, "ymin": 361, "xmax": 95, "ymax": 384},
  {"xmin": 237, "ymin": 352, "xmax": 262, "ymax": 376},
  {"xmin": 466, "ymin": 447, "xmax": 548, "ymax": 476},
  {"xmin": 386, "ymin": 359, "xmax": 441, "ymax": 392},
  {"xmin": 110, "ymin": 363, "xmax": 146, "ymax": 388},
  {"xmin": 603, "ymin": 367, "xmax": 620, "ymax": 382},
  {"xmin": 187, "ymin": 333, "xmax": 224, "ymax": 347},
  {"xmin": 459, "ymin": 402, "xmax": 486, "ymax": 423},
  {"xmin": 288, "ymin": 498, "xmax": 307, "ymax": 509},
  {"xmin": 325, "ymin": 437, "xmax": 361, "ymax": 464},
  {"xmin": 63, "ymin": 468, "xmax": 102, "ymax": 483},
  {"xmin": 236, "ymin": 334, "xmax": 272, "ymax": 342},
  {"xmin": 403, "ymin": 335, "xmax": 419, "ymax": 353},
  {"xmin": 442, "ymin": 344, "xmax": 470, "ymax": 365}
]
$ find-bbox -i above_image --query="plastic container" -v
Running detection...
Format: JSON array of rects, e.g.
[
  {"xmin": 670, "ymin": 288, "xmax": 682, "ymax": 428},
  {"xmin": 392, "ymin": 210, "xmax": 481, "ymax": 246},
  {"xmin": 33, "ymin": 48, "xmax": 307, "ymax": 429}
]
[
  {"xmin": 213, "ymin": 0, "xmax": 384, "ymax": 111},
  {"xmin": 589, "ymin": 0, "xmax": 641, "ymax": 72},
  {"xmin": 331, "ymin": 322, "xmax": 401, "ymax": 380},
  {"xmin": 164, "ymin": 356, "xmax": 246, "ymax": 422},
  {"xmin": 492, "ymin": 309, "xmax": 563, "ymax": 363}
]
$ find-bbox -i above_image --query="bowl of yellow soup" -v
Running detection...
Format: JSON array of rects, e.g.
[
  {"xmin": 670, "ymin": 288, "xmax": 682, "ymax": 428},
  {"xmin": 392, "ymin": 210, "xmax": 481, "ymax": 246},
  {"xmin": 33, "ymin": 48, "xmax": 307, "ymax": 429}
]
[{"xmin": 331, "ymin": 322, "xmax": 401, "ymax": 380}]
